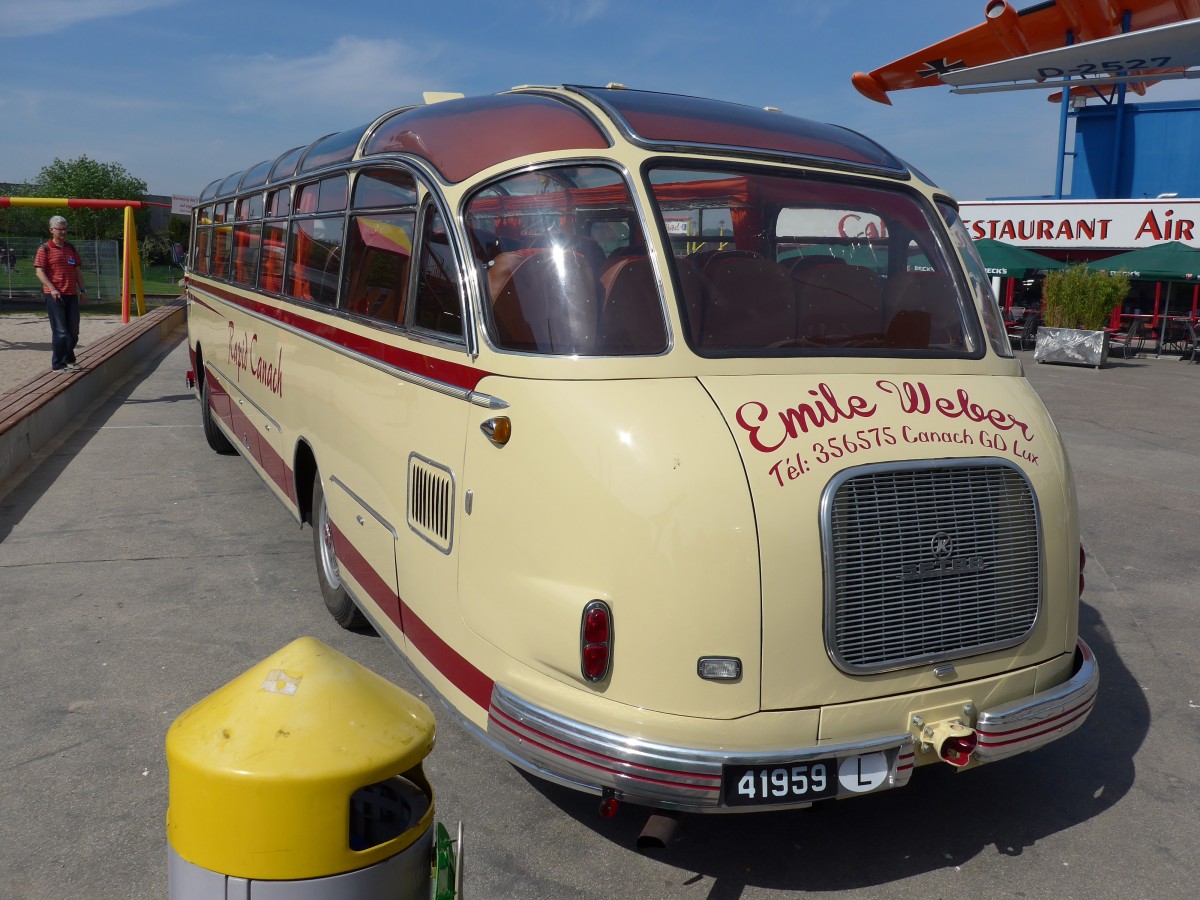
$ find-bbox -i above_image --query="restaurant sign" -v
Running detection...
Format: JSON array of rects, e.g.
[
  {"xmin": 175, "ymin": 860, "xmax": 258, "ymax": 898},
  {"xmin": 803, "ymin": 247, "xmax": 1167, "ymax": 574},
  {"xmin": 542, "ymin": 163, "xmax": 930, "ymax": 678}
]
[{"xmin": 960, "ymin": 199, "xmax": 1200, "ymax": 251}]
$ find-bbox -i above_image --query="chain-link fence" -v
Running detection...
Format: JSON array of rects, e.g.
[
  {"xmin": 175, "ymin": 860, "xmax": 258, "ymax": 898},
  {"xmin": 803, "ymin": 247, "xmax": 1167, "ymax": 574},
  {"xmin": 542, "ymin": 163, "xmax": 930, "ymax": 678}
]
[{"xmin": 0, "ymin": 237, "xmax": 122, "ymax": 304}]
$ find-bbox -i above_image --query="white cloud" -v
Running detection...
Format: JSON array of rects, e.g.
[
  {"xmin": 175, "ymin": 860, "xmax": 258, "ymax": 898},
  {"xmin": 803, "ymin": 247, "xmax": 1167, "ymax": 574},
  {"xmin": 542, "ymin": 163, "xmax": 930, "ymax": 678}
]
[
  {"xmin": 213, "ymin": 36, "xmax": 440, "ymax": 120},
  {"xmin": 0, "ymin": 0, "xmax": 184, "ymax": 38},
  {"xmin": 535, "ymin": 0, "xmax": 610, "ymax": 27}
]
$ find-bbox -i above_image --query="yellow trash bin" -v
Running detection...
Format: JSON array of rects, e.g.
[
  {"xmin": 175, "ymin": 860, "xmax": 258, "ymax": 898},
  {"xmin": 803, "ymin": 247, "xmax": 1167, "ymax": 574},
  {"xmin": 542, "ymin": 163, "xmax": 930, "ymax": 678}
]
[{"xmin": 166, "ymin": 636, "xmax": 451, "ymax": 898}]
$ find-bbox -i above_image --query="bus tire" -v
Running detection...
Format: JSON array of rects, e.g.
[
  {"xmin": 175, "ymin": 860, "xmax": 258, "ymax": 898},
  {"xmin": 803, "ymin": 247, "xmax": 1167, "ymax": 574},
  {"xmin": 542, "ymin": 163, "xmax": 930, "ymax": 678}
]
[
  {"xmin": 312, "ymin": 472, "xmax": 368, "ymax": 629},
  {"xmin": 201, "ymin": 374, "xmax": 236, "ymax": 454}
]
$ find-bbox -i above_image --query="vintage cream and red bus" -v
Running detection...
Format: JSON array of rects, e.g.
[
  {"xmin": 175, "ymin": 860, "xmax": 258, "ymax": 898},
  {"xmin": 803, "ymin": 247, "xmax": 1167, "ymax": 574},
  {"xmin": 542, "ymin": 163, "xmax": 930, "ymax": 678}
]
[{"xmin": 186, "ymin": 85, "xmax": 1097, "ymax": 814}]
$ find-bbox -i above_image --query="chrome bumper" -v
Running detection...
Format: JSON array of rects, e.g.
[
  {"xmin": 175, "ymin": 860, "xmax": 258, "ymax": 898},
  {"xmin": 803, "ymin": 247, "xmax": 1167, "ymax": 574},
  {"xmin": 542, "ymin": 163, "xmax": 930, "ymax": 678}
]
[
  {"xmin": 975, "ymin": 638, "xmax": 1099, "ymax": 762},
  {"xmin": 486, "ymin": 687, "xmax": 914, "ymax": 812},
  {"xmin": 484, "ymin": 638, "xmax": 1098, "ymax": 812}
]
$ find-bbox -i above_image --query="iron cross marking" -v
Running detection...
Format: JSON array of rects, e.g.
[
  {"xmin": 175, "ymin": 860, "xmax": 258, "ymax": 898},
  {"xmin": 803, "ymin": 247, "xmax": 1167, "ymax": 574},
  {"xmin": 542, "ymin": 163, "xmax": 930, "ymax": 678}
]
[{"xmin": 918, "ymin": 58, "xmax": 968, "ymax": 79}]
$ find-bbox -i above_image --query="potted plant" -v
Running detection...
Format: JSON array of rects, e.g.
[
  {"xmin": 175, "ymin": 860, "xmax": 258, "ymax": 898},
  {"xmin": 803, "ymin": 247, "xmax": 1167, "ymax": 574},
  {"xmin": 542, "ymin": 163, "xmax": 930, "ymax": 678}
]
[{"xmin": 1034, "ymin": 265, "xmax": 1131, "ymax": 368}]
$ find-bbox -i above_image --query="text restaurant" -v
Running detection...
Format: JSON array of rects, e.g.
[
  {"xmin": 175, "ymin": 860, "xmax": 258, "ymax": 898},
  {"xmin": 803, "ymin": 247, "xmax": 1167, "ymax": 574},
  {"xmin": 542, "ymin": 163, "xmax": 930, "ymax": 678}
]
[{"xmin": 962, "ymin": 198, "xmax": 1200, "ymax": 346}]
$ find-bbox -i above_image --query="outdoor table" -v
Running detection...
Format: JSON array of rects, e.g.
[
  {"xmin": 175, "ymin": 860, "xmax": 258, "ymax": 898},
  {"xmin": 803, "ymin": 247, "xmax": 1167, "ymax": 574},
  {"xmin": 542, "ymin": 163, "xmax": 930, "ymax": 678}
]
[{"xmin": 1162, "ymin": 318, "xmax": 1196, "ymax": 355}]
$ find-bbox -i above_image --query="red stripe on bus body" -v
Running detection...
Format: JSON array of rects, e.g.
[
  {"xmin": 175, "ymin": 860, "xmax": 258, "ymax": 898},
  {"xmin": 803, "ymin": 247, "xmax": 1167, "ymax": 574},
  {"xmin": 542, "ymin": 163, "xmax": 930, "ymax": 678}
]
[
  {"xmin": 198, "ymin": 281, "xmax": 489, "ymax": 393},
  {"xmin": 329, "ymin": 519, "xmax": 403, "ymax": 629},
  {"xmin": 205, "ymin": 368, "xmax": 234, "ymax": 428},
  {"xmin": 398, "ymin": 594, "xmax": 495, "ymax": 710},
  {"xmin": 260, "ymin": 439, "xmax": 296, "ymax": 505},
  {"xmin": 205, "ymin": 369, "xmax": 296, "ymax": 504},
  {"xmin": 327, "ymin": 519, "xmax": 494, "ymax": 710},
  {"xmin": 207, "ymin": 372, "xmax": 491, "ymax": 710}
]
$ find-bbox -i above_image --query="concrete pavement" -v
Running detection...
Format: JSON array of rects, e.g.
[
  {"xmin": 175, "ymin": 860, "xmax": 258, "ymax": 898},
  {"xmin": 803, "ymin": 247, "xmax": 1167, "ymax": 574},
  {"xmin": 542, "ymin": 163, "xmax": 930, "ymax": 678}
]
[{"xmin": 1, "ymin": 336, "xmax": 1197, "ymax": 899}]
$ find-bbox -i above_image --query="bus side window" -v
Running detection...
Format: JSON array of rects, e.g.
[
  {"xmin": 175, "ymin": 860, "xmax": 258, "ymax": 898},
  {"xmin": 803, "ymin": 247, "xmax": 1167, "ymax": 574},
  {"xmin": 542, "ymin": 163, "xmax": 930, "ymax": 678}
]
[
  {"xmin": 260, "ymin": 222, "xmax": 286, "ymax": 293},
  {"xmin": 232, "ymin": 223, "xmax": 262, "ymax": 286},
  {"xmin": 287, "ymin": 216, "xmax": 344, "ymax": 306},
  {"xmin": 211, "ymin": 225, "xmax": 233, "ymax": 280},
  {"xmin": 412, "ymin": 207, "xmax": 464, "ymax": 338},
  {"xmin": 194, "ymin": 227, "xmax": 211, "ymax": 276},
  {"xmin": 342, "ymin": 213, "xmax": 415, "ymax": 325}
]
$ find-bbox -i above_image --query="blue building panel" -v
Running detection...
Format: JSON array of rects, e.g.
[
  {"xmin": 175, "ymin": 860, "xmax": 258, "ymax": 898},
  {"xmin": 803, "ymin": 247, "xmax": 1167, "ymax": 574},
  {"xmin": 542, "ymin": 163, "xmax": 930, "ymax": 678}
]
[{"xmin": 1072, "ymin": 99, "xmax": 1200, "ymax": 200}]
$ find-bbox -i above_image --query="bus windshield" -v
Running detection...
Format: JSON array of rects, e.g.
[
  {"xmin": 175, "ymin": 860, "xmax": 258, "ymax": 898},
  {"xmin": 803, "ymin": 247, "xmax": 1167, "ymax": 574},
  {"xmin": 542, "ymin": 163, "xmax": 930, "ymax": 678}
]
[
  {"xmin": 467, "ymin": 164, "xmax": 668, "ymax": 357},
  {"xmin": 466, "ymin": 162, "xmax": 980, "ymax": 358},
  {"xmin": 648, "ymin": 167, "xmax": 978, "ymax": 356}
]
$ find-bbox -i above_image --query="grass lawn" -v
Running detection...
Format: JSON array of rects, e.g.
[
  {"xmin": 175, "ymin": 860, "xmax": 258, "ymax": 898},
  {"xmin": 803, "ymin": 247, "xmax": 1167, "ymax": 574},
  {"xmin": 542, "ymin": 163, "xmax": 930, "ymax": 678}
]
[
  {"xmin": 140, "ymin": 264, "xmax": 186, "ymax": 294},
  {"xmin": 1, "ymin": 263, "xmax": 184, "ymax": 305},
  {"xmin": 1, "ymin": 299, "xmax": 178, "ymax": 317}
]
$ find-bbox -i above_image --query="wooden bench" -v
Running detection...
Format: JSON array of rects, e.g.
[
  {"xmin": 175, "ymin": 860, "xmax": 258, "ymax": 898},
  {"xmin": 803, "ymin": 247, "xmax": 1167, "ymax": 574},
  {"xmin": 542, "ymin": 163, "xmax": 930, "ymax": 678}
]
[{"xmin": 0, "ymin": 299, "xmax": 186, "ymax": 483}]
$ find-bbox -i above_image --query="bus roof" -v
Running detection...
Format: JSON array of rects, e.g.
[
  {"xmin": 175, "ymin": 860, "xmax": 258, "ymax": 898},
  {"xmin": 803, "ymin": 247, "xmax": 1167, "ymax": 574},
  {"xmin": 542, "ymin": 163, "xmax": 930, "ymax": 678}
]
[{"xmin": 197, "ymin": 85, "xmax": 908, "ymax": 202}]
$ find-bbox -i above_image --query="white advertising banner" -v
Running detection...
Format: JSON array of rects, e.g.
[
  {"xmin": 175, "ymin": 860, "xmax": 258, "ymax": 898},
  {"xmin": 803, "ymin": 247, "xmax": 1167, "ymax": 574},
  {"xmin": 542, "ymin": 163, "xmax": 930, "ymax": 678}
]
[
  {"xmin": 171, "ymin": 195, "xmax": 198, "ymax": 217},
  {"xmin": 960, "ymin": 199, "xmax": 1200, "ymax": 251},
  {"xmin": 777, "ymin": 208, "xmax": 888, "ymax": 239}
]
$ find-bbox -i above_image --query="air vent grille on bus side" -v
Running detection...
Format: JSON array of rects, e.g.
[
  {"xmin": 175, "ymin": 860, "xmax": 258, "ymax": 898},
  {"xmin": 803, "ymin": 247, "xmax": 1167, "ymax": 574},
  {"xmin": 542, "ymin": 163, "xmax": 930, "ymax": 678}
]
[{"xmin": 407, "ymin": 454, "xmax": 455, "ymax": 554}]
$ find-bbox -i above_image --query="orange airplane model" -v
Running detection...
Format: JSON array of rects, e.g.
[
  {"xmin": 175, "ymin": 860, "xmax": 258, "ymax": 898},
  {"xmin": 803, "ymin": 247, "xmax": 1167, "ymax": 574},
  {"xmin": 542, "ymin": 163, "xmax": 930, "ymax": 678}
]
[{"xmin": 852, "ymin": 0, "xmax": 1200, "ymax": 104}]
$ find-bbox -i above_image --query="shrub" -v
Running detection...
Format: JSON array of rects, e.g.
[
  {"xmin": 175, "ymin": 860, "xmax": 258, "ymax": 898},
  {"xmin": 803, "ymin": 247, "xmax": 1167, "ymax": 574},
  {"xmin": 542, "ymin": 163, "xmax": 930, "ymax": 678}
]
[
  {"xmin": 138, "ymin": 231, "xmax": 174, "ymax": 268},
  {"xmin": 1041, "ymin": 264, "xmax": 1130, "ymax": 330}
]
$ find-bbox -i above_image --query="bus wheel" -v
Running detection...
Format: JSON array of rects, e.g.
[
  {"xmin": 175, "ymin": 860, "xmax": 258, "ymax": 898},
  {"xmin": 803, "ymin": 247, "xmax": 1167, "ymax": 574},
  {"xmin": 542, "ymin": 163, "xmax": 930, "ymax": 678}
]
[
  {"xmin": 201, "ymin": 374, "xmax": 236, "ymax": 454},
  {"xmin": 312, "ymin": 472, "xmax": 368, "ymax": 629}
]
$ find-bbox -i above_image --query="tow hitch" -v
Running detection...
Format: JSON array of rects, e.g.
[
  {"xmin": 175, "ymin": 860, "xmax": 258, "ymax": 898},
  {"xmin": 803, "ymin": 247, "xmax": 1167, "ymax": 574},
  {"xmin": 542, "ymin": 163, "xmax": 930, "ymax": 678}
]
[{"xmin": 913, "ymin": 714, "xmax": 978, "ymax": 767}]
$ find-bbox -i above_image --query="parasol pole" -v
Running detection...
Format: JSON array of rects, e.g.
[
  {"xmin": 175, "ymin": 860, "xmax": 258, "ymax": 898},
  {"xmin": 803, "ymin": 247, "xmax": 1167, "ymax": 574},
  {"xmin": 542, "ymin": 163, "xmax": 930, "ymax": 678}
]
[{"xmin": 1155, "ymin": 281, "xmax": 1172, "ymax": 358}]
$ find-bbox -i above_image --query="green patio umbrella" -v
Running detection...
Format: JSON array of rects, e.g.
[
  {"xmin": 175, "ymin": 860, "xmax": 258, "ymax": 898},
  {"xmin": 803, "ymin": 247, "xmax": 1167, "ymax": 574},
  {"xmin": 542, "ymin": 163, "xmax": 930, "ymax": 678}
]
[
  {"xmin": 1084, "ymin": 241, "xmax": 1200, "ymax": 281},
  {"xmin": 1086, "ymin": 241, "xmax": 1200, "ymax": 356},
  {"xmin": 973, "ymin": 238, "xmax": 1065, "ymax": 278}
]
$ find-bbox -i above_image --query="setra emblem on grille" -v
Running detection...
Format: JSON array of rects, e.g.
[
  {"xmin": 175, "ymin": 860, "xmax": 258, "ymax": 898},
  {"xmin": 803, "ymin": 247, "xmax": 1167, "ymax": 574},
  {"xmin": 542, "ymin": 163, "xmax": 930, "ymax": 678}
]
[
  {"xmin": 931, "ymin": 531, "xmax": 953, "ymax": 559},
  {"xmin": 901, "ymin": 530, "xmax": 987, "ymax": 582}
]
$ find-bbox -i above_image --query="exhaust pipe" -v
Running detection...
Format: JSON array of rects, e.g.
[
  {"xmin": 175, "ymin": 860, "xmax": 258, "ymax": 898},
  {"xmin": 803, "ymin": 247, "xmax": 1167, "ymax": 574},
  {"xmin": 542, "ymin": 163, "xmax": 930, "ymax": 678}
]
[{"xmin": 637, "ymin": 811, "xmax": 682, "ymax": 851}]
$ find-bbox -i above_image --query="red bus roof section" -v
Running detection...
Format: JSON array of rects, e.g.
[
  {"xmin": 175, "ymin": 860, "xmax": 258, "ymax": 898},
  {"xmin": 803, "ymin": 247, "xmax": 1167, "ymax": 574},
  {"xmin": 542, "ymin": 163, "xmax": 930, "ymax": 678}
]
[
  {"xmin": 197, "ymin": 87, "xmax": 909, "ymax": 201},
  {"xmin": 364, "ymin": 93, "xmax": 612, "ymax": 183},
  {"xmin": 567, "ymin": 86, "xmax": 906, "ymax": 175}
]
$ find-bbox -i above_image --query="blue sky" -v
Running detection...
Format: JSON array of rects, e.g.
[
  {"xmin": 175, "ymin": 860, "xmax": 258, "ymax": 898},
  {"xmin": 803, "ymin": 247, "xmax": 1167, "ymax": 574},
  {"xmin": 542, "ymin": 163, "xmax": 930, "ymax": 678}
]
[{"xmin": 3, "ymin": 0, "xmax": 1198, "ymax": 204}]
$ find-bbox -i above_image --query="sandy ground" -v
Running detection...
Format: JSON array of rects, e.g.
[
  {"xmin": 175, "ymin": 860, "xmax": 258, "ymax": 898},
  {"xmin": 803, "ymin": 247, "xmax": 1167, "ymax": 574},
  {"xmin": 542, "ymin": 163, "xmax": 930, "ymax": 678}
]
[{"xmin": 0, "ymin": 312, "xmax": 128, "ymax": 396}]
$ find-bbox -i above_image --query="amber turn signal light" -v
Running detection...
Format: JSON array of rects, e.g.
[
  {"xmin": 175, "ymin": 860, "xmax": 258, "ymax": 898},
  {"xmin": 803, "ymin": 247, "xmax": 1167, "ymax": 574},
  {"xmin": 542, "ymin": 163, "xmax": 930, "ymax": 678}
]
[{"xmin": 481, "ymin": 416, "xmax": 511, "ymax": 447}]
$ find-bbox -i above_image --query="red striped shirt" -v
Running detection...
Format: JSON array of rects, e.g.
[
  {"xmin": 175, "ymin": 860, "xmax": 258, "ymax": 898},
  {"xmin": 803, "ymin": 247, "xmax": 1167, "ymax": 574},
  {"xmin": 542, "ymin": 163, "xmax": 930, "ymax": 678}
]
[{"xmin": 34, "ymin": 240, "xmax": 83, "ymax": 294}]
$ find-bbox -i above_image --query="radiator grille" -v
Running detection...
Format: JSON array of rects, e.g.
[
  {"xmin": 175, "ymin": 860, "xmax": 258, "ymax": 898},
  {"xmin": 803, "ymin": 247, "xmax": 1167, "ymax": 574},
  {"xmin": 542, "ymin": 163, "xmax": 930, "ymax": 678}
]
[
  {"xmin": 408, "ymin": 454, "xmax": 454, "ymax": 553},
  {"xmin": 823, "ymin": 460, "xmax": 1041, "ymax": 673}
]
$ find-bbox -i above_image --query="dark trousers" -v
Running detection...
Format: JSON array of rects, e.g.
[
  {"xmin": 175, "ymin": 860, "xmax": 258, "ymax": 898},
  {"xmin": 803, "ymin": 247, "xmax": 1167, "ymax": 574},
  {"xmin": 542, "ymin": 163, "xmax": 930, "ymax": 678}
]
[{"xmin": 46, "ymin": 293, "xmax": 80, "ymax": 370}]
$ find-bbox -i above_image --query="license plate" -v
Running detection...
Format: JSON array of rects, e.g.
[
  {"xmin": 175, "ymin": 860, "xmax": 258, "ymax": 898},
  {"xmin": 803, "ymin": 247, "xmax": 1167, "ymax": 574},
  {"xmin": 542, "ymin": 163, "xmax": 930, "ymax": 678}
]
[{"xmin": 722, "ymin": 758, "xmax": 838, "ymax": 806}]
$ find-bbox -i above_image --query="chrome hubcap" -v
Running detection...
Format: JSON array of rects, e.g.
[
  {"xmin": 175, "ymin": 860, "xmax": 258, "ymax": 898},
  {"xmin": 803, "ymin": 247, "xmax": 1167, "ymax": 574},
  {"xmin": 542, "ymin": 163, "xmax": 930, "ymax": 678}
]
[{"xmin": 317, "ymin": 496, "xmax": 342, "ymax": 589}]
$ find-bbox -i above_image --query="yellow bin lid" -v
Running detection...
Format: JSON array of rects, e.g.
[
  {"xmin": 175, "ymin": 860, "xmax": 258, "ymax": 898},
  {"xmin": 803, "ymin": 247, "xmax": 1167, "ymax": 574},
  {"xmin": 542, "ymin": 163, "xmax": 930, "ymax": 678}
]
[{"xmin": 166, "ymin": 636, "xmax": 436, "ymax": 880}]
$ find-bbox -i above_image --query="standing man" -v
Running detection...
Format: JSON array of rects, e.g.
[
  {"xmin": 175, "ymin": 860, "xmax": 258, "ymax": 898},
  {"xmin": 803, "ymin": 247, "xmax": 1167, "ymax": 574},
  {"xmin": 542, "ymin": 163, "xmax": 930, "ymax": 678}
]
[{"xmin": 34, "ymin": 215, "xmax": 88, "ymax": 372}]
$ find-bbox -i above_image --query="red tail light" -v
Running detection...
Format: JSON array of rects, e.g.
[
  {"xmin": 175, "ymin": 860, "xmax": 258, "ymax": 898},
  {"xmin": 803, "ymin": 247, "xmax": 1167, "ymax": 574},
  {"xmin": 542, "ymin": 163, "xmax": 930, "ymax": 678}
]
[{"xmin": 581, "ymin": 600, "xmax": 612, "ymax": 682}]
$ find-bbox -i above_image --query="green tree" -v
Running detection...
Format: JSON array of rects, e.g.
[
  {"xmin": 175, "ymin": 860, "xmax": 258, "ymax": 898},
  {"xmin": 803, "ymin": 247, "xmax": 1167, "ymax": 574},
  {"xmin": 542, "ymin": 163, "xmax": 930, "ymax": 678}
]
[
  {"xmin": 30, "ymin": 156, "xmax": 149, "ymax": 241},
  {"xmin": 0, "ymin": 182, "xmax": 44, "ymax": 239}
]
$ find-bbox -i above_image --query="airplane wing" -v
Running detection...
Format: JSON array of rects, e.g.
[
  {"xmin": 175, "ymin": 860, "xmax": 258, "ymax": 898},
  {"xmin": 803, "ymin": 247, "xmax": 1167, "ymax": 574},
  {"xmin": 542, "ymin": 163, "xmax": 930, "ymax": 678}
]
[
  {"xmin": 939, "ymin": 18, "xmax": 1200, "ymax": 90},
  {"xmin": 851, "ymin": 0, "xmax": 1200, "ymax": 104}
]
